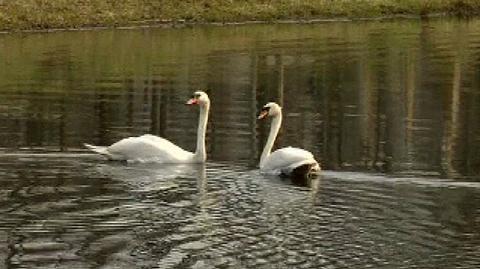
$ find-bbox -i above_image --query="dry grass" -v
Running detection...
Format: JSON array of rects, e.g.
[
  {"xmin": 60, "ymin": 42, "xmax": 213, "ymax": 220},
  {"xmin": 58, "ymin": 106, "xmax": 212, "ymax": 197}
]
[{"xmin": 0, "ymin": 0, "xmax": 479, "ymax": 31}]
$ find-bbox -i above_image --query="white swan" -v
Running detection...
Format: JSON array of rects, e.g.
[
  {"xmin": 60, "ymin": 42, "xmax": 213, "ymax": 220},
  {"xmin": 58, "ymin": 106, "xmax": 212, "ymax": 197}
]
[
  {"xmin": 84, "ymin": 91, "xmax": 210, "ymax": 163},
  {"xmin": 258, "ymin": 102, "xmax": 320, "ymax": 178}
]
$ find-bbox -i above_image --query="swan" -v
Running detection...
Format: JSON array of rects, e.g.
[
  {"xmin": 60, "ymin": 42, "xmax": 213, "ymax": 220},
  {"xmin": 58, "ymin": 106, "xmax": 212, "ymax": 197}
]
[
  {"xmin": 257, "ymin": 102, "xmax": 320, "ymax": 179},
  {"xmin": 83, "ymin": 91, "xmax": 210, "ymax": 163}
]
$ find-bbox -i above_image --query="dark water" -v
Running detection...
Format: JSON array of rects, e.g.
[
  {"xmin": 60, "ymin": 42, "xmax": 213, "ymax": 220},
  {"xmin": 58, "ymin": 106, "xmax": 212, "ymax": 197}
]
[{"xmin": 0, "ymin": 18, "xmax": 480, "ymax": 268}]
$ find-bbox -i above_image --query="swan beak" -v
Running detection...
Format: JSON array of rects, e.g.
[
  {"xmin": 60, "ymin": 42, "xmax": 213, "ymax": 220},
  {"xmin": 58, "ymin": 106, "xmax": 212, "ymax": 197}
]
[
  {"xmin": 186, "ymin": 98, "xmax": 198, "ymax": 105},
  {"xmin": 257, "ymin": 111, "xmax": 268, "ymax": 119}
]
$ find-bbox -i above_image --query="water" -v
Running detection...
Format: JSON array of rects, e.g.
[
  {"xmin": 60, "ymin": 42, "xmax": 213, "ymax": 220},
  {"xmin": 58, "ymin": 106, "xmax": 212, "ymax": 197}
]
[{"xmin": 0, "ymin": 18, "xmax": 480, "ymax": 268}]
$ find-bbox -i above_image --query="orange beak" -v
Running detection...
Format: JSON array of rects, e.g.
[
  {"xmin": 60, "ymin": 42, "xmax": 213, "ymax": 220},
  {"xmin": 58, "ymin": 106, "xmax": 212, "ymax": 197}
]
[
  {"xmin": 186, "ymin": 98, "xmax": 198, "ymax": 105},
  {"xmin": 257, "ymin": 110, "xmax": 268, "ymax": 119}
]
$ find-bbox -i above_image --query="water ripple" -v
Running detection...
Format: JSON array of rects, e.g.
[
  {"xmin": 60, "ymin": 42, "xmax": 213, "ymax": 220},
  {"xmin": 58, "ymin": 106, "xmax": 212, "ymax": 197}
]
[{"xmin": 8, "ymin": 156, "xmax": 462, "ymax": 268}]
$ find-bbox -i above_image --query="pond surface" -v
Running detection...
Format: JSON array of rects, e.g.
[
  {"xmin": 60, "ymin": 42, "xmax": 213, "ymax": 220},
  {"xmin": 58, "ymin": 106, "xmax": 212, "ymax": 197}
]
[{"xmin": 0, "ymin": 18, "xmax": 480, "ymax": 268}]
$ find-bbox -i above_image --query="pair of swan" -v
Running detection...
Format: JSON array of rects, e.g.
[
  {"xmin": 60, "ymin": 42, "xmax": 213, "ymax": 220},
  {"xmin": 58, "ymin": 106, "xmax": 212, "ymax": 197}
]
[{"xmin": 84, "ymin": 91, "xmax": 320, "ymax": 178}]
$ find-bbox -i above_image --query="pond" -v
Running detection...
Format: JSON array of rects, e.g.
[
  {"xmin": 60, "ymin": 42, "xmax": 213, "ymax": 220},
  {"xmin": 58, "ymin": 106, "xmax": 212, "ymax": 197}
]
[{"xmin": 0, "ymin": 18, "xmax": 479, "ymax": 268}]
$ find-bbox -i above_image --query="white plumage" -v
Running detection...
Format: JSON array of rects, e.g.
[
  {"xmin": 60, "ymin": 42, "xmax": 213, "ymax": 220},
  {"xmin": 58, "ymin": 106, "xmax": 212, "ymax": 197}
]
[
  {"xmin": 258, "ymin": 102, "xmax": 320, "ymax": 178},
  {"xmin": 84, "ymin": 91, "xmax": 210, "ymax": 163},
  {"xmin": 84, "ymin": 134, "xmax": 195, "ymax": 163},
  {"xmin": 260, "ymin": 147, "xmax": 319, "ymax": 175}
]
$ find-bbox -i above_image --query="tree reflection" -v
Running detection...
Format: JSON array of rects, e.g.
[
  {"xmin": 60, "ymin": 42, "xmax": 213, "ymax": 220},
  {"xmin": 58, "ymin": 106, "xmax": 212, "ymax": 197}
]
[{"xmin": 0, "ymin": 20, "xmax": 479, "ymax": 178}]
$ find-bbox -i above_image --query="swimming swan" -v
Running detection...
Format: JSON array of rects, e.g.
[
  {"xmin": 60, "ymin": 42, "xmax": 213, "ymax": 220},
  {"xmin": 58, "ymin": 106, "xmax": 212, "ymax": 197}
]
[
  {"xmin": 84, "ymin": 91, "xmax": 210, "ymax": 163},
  {"xmin": 258, "ymin": 102, "xmax": 320, "ymax": 178}
]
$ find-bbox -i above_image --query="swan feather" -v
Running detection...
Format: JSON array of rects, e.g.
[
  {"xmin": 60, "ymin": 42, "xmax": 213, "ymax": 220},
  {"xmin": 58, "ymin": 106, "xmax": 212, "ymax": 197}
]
[
  {"xmin": 261, "ymin": 147, "xmax": 318, "ymax": 175},
  {"xmin": 105, "ymin": 134, "xmax": 195, "ymax": 163},
  {"xmin": 84, "ymin": 91, "xmax": 210, "ymax": 163}
]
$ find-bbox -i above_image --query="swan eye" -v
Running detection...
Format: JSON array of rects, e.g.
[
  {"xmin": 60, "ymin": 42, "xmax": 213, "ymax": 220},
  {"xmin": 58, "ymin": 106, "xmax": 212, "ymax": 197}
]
[
  {"xmin": 195, "ymin": 94, "xmax": 201, "ymax": 98},
  {"xmin": 261, "ymin": 106, "xmax": 270, "ymax": 112}
]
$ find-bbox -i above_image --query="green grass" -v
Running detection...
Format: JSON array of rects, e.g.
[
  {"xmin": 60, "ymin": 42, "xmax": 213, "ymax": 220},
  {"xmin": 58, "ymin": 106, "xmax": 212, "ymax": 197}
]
[{"xmin": 1, "ymin": 0, "xmax": 480, "ymax": 31}]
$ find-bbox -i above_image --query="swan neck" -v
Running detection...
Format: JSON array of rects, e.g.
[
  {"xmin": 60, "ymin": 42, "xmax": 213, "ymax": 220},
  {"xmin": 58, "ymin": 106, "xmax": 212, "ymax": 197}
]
[
  {"xmin": 260, "ymin": 113, "xmax": 282, "ymax": 167},
  {"xmin": 194, "ymin": 103, "xmax": 209, "ymax": 162}
]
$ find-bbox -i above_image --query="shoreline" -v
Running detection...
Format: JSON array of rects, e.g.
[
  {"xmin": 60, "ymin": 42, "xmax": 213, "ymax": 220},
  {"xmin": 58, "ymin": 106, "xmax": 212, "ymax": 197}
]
[
  {"xmin": 0, "ymin": 0, "xmax": 479, "ymax": 34},
  {"xmin": 0, "ymin": 13, "xmax": 453, "ymax": 35}
]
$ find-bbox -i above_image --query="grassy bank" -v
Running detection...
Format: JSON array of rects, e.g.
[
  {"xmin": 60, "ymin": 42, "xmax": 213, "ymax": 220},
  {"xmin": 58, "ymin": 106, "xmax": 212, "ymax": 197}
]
[{"xmin": 1, "ymin": 0, "xmax": 480, "ymax": 31}]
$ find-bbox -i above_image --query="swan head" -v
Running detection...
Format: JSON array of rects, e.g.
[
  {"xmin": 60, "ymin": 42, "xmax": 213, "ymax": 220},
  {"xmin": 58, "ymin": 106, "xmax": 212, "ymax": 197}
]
[
  {"xmin": 186, "ymin": 91, "xmax": 210, "ymax": 107},
  {"xmin": 258, "ymin": 102, "xmax": 281, "ymax": 119}
]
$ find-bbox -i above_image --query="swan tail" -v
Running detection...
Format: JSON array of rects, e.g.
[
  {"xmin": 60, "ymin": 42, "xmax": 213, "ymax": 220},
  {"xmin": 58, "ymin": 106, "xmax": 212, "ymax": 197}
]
[
  {"xmin": 83, "ymin": 143, "xmax": 112, "ymax": 158},
  {"xmin": 282, "ymin": 160, "xmax": 321, "ymax": 181}
]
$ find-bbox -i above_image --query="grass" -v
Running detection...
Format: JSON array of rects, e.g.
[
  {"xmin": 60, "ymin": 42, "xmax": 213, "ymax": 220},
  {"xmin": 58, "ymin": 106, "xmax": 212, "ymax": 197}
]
[{"xmin": 0, "ymin": 0, "xmax": 480, "ymax": 31}]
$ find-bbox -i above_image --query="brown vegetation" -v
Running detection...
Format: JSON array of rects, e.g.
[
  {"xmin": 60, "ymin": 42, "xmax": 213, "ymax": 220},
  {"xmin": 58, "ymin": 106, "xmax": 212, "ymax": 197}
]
[{"xmin": 0, "ymin": 0, "xmax": 480, "ymax": 31}]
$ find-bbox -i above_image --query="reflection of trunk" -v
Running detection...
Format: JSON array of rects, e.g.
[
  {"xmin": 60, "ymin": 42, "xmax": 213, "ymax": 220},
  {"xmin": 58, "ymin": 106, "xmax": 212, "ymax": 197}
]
[
  {"xmin": 325, "ymin": 69, "xmax": 342, "ymax": 170},
  {"xmin": 375, "ymin": 88, "xmax": 387, "ymax": 170},
  {"xmin": 159, "ymin": 91, "xmax": 168, "ymax": 138},
  {"xmin": 467, "ymin": 70, "xmax": 480, "ymax": 175},
  {"xmin": 126, "ymin": 86, "xmax": 134, "ymax": 133},
  {"xmin": 96, "ymin": 93, "xmax": 108, "ymax": 145},
  {"xmin": 251, "ymin": 53, "xmax": 259, "ymax": 160},
  {"xmin": 59, "ymin": 96, "xmax": 66, "ymax": 151},
  {"xmin": 151, "ymin": 89, "xmax": 160, "ymax": 135},
  {"xmin": 443, "ymin": 61, "xmax": 462, "ymax": 176},
  {"xmin": 151, "ymin": 87, "xmax": 167, "ymax": 137},
  {"xmin": 150, "ymin": 77, "xmax": 167, "ymax": 138},
  {"xmin": 276, "ymin": 54, "xmax": 284, "ymax": 107},
  {"xmin": 405, "ymin": 52, "xmax": 416, "ymax": 166},
  {"xmin": 386, "ymin": 49, "xmax": 414, "ymax": 172},
  {"xmin": 358, "ymin": 56, "xmax": 376, "ymax": 168},
  {"xmin": 271, "ymin": 54, "xmax": 285, "ymax": 147}
]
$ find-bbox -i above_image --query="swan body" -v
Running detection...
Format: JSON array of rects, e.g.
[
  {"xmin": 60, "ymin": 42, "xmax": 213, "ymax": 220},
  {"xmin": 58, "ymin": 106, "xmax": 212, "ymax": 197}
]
[
  {"xmin": 260, "ymin": 147, "xmax": 319, "ymax": 176},
  {"xmin": 258, "ymin": 102, "xmax": 320, "ymax": 178},
  {"xmin": 84, "ymin": 134, "xmax": 195, "ymax": 163},
  {"xmin": 84, "ymin": 91, "xmax": 210, "ymax": 163}
]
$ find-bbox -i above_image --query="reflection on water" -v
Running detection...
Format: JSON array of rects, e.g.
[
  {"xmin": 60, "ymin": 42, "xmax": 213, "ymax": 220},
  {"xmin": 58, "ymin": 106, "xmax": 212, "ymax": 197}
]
[
  {"xmin": 0, "ymin": 18, "xmax": 480, "ymax": 268},
  {"xmin": 1, "ymin": 19, "xmax": 479, "ymax": 178}
]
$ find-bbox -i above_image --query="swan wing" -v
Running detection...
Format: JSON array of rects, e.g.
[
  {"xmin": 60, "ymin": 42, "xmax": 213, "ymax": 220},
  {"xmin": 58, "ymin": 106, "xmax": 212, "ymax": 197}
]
[
  {"xmin": 106, "ymin": 134, "xmax": 194, "ymax": 163},
  {"xmin": 261, "ymin": 147, "xmax": 318, "ymax": 175}
]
